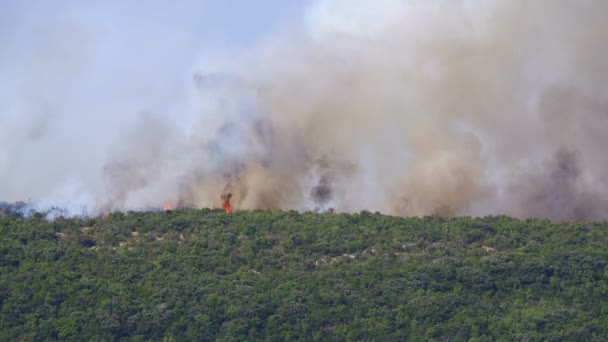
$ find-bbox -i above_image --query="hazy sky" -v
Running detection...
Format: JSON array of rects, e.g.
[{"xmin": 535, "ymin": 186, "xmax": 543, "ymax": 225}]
[
  {"xmin": 0, "ymin": 1, "xmax": 311, "ymax": 201},
  {"xmin": 1, "ymin": 0, "xmax": 309, "ymax": 117}
]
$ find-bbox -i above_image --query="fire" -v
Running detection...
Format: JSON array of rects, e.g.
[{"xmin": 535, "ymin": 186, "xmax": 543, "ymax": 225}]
[
  {"xmin": 222, "ymin": 193, "xmax": 232, "ymax": 214},
  {"xmin": 163, "ymin": 202, "xmax": 174, "ymax": 211},
  {"xmin": 99, "ymin": 211, "xmax": 110, "ymax": 221}
]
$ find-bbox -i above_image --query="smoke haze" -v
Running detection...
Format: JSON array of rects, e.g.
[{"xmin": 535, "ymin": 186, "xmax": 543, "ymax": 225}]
[{"xmin": 3, "ymin": 0, "xmax": 608, "ymax": 220}]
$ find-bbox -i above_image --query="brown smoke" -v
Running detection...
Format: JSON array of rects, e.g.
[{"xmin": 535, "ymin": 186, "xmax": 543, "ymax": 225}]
[{"xmin": 94, "ymin": 1, "xmax": 608, "ymax": 220}]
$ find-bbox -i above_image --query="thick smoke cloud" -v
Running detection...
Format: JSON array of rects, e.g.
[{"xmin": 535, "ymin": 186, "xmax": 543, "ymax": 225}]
[{"xmin": 3, "ymin": 0, "xmax": 608, "ymax": 220}]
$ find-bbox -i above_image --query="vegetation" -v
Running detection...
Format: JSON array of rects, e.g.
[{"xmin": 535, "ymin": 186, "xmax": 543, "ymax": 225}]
[{"xmin": 1, "ymin": 208, "xmax": 608, "ymax": 341}]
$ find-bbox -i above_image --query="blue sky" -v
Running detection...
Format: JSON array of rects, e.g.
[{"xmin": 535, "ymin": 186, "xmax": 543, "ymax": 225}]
[
  {"xmin": 0, "ymin": 0, "xmax": 312, "ymax": 108},
  {"xmin": 2, "ymin": 1, "xmax": 310, "ymax": 46}
]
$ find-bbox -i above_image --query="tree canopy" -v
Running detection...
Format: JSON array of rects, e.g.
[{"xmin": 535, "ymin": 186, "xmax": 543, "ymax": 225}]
[{"xmin": 1, "ymin": 209, "xmax": 607, "ymax": 341}]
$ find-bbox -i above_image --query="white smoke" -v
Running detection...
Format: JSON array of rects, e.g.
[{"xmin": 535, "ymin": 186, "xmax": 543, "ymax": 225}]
[{"xmin": 3, "ymin": 0, "xmax": 608, "ymax": 220}]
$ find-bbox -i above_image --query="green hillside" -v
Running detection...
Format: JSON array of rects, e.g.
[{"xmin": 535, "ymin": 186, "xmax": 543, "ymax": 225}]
[{"xmin": 1, "ymin": 209, "xmax": 607, "ymax": 341}]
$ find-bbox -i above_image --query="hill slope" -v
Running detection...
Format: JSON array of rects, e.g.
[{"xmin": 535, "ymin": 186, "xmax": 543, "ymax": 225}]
[{"xmin": 1, "ymin": 209, "xmax": 608, "ymax": 341}]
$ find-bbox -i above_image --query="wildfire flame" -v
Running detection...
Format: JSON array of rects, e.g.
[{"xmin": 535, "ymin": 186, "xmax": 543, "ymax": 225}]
[
  {"xmin": 222, "ymin": 193, "xmax": 232, "ymax": 214},
  {"xmin": 163, "ymin": 202, "xmax": 174, "ymax": 211},
  {"xmin": 99, "ymin": 211, "xmax": 110, "ymax": 221}
]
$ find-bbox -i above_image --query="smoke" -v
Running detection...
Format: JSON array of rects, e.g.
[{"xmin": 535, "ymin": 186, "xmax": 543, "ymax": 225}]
[{"xmin": 3, "ymin": 0, "xmax": 608, "ymax": 220}]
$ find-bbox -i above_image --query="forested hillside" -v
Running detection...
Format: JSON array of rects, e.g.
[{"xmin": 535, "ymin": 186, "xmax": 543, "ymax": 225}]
[{"xmin": 1, "ymin": 209, "xmax": 607, "ymax": 341}]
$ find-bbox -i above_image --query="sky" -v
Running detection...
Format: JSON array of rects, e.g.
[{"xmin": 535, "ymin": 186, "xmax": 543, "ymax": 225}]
[
  {"xmin": 0, "ymin": 0, "xmax": 311, "ymax": 203},
  {"xmin": 0, "ymin": 0, "xmax": 309, "ymax": 125}
]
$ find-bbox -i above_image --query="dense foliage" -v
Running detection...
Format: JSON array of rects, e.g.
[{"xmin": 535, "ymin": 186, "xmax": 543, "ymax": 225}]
[{"xmin": 1, "ymin": 209, "xmax": 608, "ymax": 341}]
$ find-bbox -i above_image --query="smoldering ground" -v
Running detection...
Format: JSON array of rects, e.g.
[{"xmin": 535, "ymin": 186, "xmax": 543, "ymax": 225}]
[{"xmin": 3, "ymin": 0, "xmax": 608, "ymax": 220}]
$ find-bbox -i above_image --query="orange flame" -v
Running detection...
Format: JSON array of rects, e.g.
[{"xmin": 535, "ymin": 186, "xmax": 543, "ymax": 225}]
[
  {"xmin": 222, "ymin": 193, "xmax": 232, "ymax": 214},
  {"xmin": 99, "ymin": 211, "xmax": 110, "ymax": 221},
  {"xmin": 163, "ymin": 202, "xmax": 174, "ymax": 211}
]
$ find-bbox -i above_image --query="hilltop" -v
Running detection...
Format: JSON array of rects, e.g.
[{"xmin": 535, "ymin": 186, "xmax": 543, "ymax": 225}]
[{"xmin": 1, "ymin": 209, "xmax": 607, "ymax": 341}]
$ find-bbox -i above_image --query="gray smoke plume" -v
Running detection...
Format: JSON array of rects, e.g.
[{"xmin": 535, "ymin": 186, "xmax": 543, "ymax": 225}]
[{"xmin": 3, "ymin": 0, "xmax": 608, "ymax": 220}]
